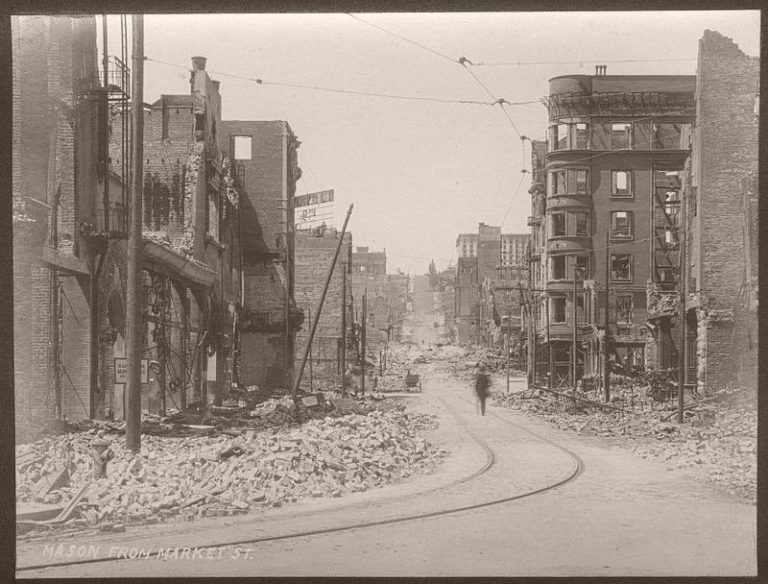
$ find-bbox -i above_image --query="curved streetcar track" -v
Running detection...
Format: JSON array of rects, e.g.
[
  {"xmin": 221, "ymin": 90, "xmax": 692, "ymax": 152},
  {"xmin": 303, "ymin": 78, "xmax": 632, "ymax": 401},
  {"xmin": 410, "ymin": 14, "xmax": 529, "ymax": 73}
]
[{"xmin": 18, "ymin": 373, "xmax": 583, "ymax": 574}]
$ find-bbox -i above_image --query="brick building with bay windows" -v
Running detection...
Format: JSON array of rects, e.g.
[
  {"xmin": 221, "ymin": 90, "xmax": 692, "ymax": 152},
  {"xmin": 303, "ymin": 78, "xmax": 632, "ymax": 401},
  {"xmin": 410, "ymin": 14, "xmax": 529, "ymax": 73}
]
[{"xmin": 527, "ymin": 67, "xmax": 695, "ymax": 390}]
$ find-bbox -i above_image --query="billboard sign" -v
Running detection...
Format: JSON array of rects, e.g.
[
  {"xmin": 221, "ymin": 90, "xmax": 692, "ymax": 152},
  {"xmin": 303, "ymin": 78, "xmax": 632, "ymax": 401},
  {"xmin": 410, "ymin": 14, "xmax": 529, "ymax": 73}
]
[{"xmin": 294, "ymin": 189, "xmax": 334, "ymax": 226}]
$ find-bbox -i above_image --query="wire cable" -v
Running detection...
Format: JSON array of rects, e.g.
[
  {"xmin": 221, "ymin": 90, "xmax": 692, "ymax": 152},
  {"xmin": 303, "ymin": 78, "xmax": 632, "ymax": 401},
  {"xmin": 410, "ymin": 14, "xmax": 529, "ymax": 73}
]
[
  {"xmin": 459, "ymin": 60, "xmax": 523, "ymax": 138},
  {"xmin": 146, "ymin": 57, "xmax": 503, "ymax": 107},
  {"xmin": 500, "ymin": 171, "xmax": 528, "ymax": 227},
  {"xmin": 347, "ymin": 13, "xmax": 458, "ymax": 64}
]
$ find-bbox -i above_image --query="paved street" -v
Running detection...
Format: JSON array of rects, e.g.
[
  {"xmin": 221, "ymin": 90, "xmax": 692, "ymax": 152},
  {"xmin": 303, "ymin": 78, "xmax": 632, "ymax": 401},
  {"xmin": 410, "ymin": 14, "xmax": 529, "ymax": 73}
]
[{"xmin": 17, "ymin": 362, "xmax": 756, "ymax": 577}]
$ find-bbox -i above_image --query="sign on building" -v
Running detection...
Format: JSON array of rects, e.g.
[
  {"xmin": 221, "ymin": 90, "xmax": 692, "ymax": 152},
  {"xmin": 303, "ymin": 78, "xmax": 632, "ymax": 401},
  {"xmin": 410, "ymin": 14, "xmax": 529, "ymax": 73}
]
[
  {"xmin": 294, "ymin": 189, "xmax": 334, "ymax": 227},
  {"xmin": 114, "ymin": 358, "xmax": 149, "ymax": 384}
]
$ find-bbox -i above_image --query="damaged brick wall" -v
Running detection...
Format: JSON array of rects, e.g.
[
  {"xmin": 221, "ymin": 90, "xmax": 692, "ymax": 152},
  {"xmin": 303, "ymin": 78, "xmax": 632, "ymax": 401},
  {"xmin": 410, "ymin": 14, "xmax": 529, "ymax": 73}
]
[
  {"xmin": 219, "ymin": 120, "xmax": 302, "ymax": 392},
  {"xmin": 13, "ymin": 15, "xmax": 100, "ymax": 435},
  {"xmin": 294, "ymin": 228, "xmax": 352, "ymax": 386},
  {"xmin": 691, "ymin": 30, "xmax": 759, "ymax": 390}
]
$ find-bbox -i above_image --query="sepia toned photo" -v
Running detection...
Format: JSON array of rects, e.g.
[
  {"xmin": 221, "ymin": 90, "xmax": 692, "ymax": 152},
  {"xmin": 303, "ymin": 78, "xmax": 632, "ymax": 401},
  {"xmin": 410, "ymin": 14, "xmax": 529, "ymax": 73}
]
[{"xmin": 12, "ymin": 10, "xmax": 759, "ymax": 577}]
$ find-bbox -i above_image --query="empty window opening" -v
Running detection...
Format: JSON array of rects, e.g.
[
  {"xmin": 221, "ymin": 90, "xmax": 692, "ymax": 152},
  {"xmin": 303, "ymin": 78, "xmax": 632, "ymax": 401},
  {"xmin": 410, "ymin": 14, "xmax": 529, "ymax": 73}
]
[
  {"xmin": 611, "ymin": 170, "xmax": 632, "ymax": 197},
  {"xmin": 575, "ymin": 170, "xmax": 588, "ymax": 194},
  {"xmin": 573, "ymin": 123, "xmax": 589, "ymax": 149},
  {"xmin": 552, "ymin": 297, "xmax": 567, "ymax": 323},
  {"xmin": 611, "ymin": 254, "xmax": 632, "ymax": 281},
  {"xmin": 575, "ymin": 212, "xmax": 590, "ymax": 237},
  {"xmin": 233, "ymin": 136, "xmax": 252, "ymax": 160},
  {"xmin": 575, "ymin": 255, "xmax": 589, "ymax": 279},
  {"xmin": 551, "ymin": 256, "xmax": 566, "ymax": 280},
  {"xmin": 616, "ymin": 294, "xmax": 633, "ymax": 323},
  {"xmin": 610, "ymin": 211, "xmax": 633, "ymax": 240},
  {"xmin": 552, "ymin": 213, "xmax": 566, "ymax": 237},
  {"xmin": 549, "ymin": 170, "xmax": 567, "ymax": 196},
  {"xmin": 610, "ymin": 122, "xmax": 631, "ymax": 149}
]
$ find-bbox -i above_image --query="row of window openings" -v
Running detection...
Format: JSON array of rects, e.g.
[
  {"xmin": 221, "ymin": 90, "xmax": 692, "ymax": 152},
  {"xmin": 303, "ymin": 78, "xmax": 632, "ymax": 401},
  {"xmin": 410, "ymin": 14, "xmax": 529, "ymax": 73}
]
[
  {"xmin": 550, "ymin": 294, "xmax": 633, "ymax": 325},
  {"xmin": 549, "ymin": 168, "xmax": 683, "ymax": 199},
  {"xmin": 549, "ymin": 255, "xmax": 633, "ymax": 282},
  {"xmin": 550, "ymin": 211, "xmax": 634, "ymax": 240},
  {"xmin": 548, "ymin": 169, "xmax": 629, "ymax": 197},
  {"xmin": 549, "ymin": 122, "xmax": 691, "ymax": 152}
]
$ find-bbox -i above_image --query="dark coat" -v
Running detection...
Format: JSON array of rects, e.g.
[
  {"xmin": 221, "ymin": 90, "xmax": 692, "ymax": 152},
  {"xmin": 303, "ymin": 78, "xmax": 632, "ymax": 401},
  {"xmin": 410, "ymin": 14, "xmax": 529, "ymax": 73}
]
[{"xmin": 475, "ymin": 372, "xmax": 490, "ymax": 397}]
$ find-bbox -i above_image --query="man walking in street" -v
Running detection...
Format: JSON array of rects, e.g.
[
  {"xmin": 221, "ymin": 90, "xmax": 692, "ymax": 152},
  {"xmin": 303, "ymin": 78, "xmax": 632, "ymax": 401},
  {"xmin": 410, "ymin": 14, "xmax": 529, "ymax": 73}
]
[{"xmin": 475, "ymin": 363, "xmax": 491, "ymax": 416}]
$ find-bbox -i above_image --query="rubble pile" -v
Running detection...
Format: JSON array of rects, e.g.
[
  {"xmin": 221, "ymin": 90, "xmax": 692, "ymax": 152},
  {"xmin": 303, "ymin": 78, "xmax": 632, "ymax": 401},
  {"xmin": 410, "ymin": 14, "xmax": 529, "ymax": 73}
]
[
  {"xmin": 16, "ymin": 405, "xmax": 446, "ymax": 535},
  {"xmin": 495, "ymin": 387, "xmax": 757, "ymax": 503},
  {"xmin": 61, "ymin": 394, "xmax": 396, "ymax": 438}
]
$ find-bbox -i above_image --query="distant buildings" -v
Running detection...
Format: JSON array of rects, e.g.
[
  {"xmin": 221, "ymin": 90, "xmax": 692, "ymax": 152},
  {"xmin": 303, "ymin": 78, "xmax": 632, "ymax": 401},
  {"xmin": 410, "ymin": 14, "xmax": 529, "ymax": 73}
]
[
  {"xmin": 350, "ymin": 247, "xmax": 409, "ymax": 364},
  {"xmin": 454, "ymin": 225, "xmax": 528, "ymax": 348}
]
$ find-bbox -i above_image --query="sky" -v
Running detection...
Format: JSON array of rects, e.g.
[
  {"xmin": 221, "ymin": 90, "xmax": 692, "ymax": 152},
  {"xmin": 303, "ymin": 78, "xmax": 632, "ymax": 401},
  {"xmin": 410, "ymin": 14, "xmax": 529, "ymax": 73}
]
[{"xmin": 103, "ymin": 11, "xmax": 759, "ymax": 276}]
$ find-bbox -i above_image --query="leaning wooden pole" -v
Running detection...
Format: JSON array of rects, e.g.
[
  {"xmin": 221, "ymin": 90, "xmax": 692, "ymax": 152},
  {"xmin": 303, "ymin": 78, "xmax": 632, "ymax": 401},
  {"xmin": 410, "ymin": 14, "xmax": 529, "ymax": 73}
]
[{"xmin": 292, "ymin": 205, "xmax": 353, "ymax": 401}]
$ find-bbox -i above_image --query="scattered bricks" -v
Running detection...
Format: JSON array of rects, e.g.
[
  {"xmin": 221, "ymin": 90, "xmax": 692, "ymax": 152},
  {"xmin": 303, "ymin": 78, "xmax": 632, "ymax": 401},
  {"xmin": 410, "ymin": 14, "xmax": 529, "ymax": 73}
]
[{"xmin": 16, "ymin": 398, "xmax": 447, "ymax": 533}]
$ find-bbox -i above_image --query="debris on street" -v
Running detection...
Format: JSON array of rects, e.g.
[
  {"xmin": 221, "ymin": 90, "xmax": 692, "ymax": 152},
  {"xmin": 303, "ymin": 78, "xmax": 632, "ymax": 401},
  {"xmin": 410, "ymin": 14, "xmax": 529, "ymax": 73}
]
[
  {"xmin": 16, "ymin": 398, "xmax": 446, "ymax": 537},
  {"xmin": 495, "ymin": 384, "xmax": 756, "ymax": 503}
]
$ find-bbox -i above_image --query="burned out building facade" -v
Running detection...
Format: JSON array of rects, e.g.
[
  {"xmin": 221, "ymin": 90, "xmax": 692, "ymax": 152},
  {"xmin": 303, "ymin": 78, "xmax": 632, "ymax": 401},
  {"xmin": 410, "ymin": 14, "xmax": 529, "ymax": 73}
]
[
  {"xmin": 13, "ymin": 20, "xmax": 306, "ymax": 438},
  {"xmin": 13, "ymin": 15, "xmax": 103, "ymax": 435},
  {"xmin": 527, "ymin": 67, "xmax": 696, "ymax": 389},
  {"xmin": 682, "ymin": 31, "xmax": 759, "ymax": 392},
  {"xmin": 101, "ymin": 55, "xmax": 243, "ymax": 415},
  {"xmin": 219, "ymin": 119, "xmax": 304, "ymax": 392}
]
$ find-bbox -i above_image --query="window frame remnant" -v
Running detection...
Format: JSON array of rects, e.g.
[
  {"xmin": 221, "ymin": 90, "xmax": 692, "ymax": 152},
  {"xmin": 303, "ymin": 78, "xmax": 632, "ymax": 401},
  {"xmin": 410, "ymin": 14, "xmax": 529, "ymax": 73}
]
[{"xmin": 611, "ymin": 170, "xmax": 633, "ymax": 198}]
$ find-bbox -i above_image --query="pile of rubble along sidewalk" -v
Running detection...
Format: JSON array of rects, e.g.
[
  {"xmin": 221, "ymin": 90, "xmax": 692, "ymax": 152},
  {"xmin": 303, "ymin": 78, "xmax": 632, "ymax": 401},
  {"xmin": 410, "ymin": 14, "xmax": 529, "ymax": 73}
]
[
  {"xmin": 16, "ymin": 399, "xmax": 447, "ymax": 537},
  {"xmin": 494, "ymin": 385, "xmax": 756, "ymax": 504}
]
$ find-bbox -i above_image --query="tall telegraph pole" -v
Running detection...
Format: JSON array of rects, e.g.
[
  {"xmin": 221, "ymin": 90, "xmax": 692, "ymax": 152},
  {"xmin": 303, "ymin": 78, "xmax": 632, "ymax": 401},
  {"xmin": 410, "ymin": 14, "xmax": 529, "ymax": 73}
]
[
  {"xmin": 677, "ymin": 185, "xmax": 687, "ymax": 423},
  {"xmin": 125, "ymin": 15, "xmax": 144, "ymax": 453},
  {"xmin": 603, "ymin": 229, "xmax": 611, "ymax": 403}
]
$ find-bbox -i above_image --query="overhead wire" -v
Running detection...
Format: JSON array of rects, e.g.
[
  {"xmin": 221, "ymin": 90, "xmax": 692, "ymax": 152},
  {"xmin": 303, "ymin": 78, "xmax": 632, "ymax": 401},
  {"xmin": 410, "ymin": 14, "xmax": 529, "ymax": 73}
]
[
  {"xmin": 145, "ymin": 57, "xmax": 507, "ymax": 107},
  {"xmin": 500, "ymin": 171, "xmax": 529, "ymax": 227},
  {"xmin": 346, "ymin": 13, "xmax": 458, "ymax": 64},
  {"xmin": 345, "ymin": 14, "xmax": 527, "ymax": 139}
]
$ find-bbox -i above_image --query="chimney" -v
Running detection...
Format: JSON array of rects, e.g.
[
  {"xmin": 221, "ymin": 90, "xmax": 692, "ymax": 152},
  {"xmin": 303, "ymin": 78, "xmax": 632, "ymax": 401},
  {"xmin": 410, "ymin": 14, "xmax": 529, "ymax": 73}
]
[
  {"xmin": 212, "ymin": 80, "xmax": 220, "ymax": 92},
  {"xmin": 594, "ymin": 64, "xmax": 607, "ymax": 76},
  {"xmin": 191, "ymin": 56, "xmax": 207, "ymax": 71}
]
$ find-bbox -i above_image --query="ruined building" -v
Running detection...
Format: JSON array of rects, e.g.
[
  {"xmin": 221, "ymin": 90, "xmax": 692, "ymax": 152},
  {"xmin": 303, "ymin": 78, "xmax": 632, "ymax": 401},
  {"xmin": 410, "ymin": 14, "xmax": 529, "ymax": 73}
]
[
  {"xmin": 293, "ymin": 225, "xmax": 353, "ymax": 387},
  {"xmin": 682, "ymin": 31, "xmax": 759, "ymax": 392},
  {"xmin": 219, "ymin": 119, "xmax": 304, "ymax": 391},
  {"xmin": 13, "ymin": 18, "xmax": 305, "ymax": 439},
  {"xmin": 528, "ymin": 67, "xmax": 696, "ymax": 389},
  {"xmin": 103, "ymin": 55, "xmax": 243, "ymax": 414},
  {"xmin": 13, "ymin": 15, "xmax": 102, "ymax": 435}
]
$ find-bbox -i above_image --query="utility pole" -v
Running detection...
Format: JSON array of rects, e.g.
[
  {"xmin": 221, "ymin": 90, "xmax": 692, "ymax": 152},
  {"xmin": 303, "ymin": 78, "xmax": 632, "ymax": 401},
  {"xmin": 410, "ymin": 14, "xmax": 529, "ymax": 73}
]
[
  {"xmin": 125, "ymin": 14, "xmax": 144, "ymax": 453},
  {"xmin": 307, "ymin": 306, "xmax": 313, "ymax": 393},
  {"xmin": 603, "ymin": 229, "xmax": 611, "ymax": 403},
  {"xmin": 677, "ymin": 185, "xmax": 687, "ymax": 424},
  {"xmin": 572, "ymin": 262, "xmax": 578, "ymax": 391},
  {"xmin": 340, "ymin": 260, "xmax": 347, "ymax": 391},
  {"xmin": 506, "ymin": 302, "xmax": 511, "ymax": 394},
  {"xmin": 361, "ymin": 290, "xmax": 367, "ymax": 395},
  {"xmin": 545, "ymin": 292, "xmax": 552, "ymax": 390}
]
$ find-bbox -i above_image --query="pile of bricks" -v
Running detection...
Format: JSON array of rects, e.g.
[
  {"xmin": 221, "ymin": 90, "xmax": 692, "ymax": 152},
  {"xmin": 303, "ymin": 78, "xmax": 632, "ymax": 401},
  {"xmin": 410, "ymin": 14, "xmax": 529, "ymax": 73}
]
[{"xmin": 16, "ymin": 405, "xmax": 446, "ymax": 534}]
